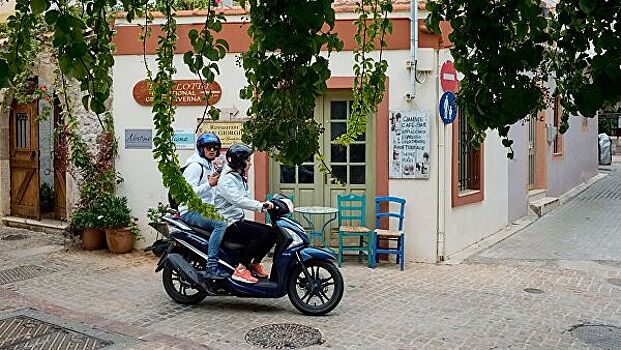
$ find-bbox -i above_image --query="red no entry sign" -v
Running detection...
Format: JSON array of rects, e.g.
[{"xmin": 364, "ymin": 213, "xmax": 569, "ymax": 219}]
[{"xmin": 440, "ymin": 60, "xmax": 458, "ymax": 93}]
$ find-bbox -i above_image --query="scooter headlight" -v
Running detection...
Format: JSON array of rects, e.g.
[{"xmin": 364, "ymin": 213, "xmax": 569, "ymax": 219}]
[{"xmin": 283, "ymin": 227, "xmax": 304, "ymax": 249}]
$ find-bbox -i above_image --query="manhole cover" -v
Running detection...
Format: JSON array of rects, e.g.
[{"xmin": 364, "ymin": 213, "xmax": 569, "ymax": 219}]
[
  {"xmin": 0, "ymin": 316, "xmax": 111, "ymax": 349},
  {"xmin": 0, "ymin": 265, "xmax": 56, "ymax": 285},
  {"xmin": 0, "ymin": 234, "xmax": 28, "ymax": 241},
  {"xmin": 245, "ymin": 323, "xmax": 322, "ymax": 349},
  {"xmin": 571, "ymin": 324, "xmax": 621, "ymax": 350},
  {"xmin": 523, "ymin": 288, "xmax": 544, "ymax": 294},
  {"xmin": 607, "ymin": 278, "xmax": 621, "ymax": 288}
]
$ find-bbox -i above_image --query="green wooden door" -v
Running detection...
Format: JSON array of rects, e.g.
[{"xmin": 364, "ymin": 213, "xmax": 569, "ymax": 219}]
[{"xmin": 270, "ymin": 92, "xmax": 376, "ymax": 242}]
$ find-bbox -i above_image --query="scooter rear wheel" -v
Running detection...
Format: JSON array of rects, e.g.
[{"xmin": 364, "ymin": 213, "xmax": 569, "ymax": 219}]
[
  {"xmin": 287, "ymin": 259, "xmax": 344, "ymax": 316},
  {"xmin": 162, "ymin": 254, "xmax": 208, "ymax": 305}
]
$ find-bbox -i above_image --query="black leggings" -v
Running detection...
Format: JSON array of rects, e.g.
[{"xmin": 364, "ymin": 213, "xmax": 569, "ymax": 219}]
[{"xmin": 225, "ymin": 220, "xmax": 276, "ymax": 266}]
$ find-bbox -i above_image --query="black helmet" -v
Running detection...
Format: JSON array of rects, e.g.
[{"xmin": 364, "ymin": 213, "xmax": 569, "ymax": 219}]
[
  {"xmin": 226, "ymin": 143, "xmax": 253, "ymax": 172},
  {"xmin": 197, "ymin": 132, "xmax": 221, "ymax": 158}
]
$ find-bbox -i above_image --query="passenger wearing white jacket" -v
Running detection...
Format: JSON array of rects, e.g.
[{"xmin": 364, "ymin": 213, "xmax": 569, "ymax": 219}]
[
  {"xmin": 179, "ymin": 133, "xmax": 229, "ymax": 280},
  {"xmin": 214, "ymin": 144, "xmax": 275, "ymax": 284}
]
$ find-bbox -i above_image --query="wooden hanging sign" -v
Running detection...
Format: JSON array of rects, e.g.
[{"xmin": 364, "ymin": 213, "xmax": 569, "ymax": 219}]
[{"xmin": 132, "ymin": 80, "xmax": 222, "ymax": 106}]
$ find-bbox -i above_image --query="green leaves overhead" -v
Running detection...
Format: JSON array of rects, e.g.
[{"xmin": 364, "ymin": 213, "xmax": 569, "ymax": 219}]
[
  {"xmin": 426, "ymin": 0, "xmax": 621, "ymax": 144},
  {"xmin": 427, "ymin": 0, "xmax": 549, "ymax": 144},
  {"xmin": 240, "ymin": 0, "xmax": 343, "ymax": 165},
  {"xmin": 551, "ymin": 0, "xmax": 621, "ymax": 132},
  {"xmin": 337, "ymin": 0, "xmax": 392, "ymax": 146}
]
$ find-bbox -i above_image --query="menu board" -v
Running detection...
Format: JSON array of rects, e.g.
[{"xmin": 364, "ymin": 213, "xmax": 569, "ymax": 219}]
[{"xmin": 389, "ymin": 110, "xmax": 431, "ymax": 179}]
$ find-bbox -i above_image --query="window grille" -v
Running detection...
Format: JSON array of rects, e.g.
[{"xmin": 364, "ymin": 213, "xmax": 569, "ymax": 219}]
[{"xmin": 457, "ymin": 113, "xmax": 481, "ymax": 191}]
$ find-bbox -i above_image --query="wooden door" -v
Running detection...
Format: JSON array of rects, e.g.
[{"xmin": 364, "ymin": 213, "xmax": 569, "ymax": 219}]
[
  {"xmin": 9, "ymin": 100, "xmax": 40, "ymax": 219},
  {"xmin": 321, "ymin": 92, "xmax": 375, "ymax": 224},
  {"xmin": 53, "ymin": 98, "xmax": 67, "ymax": 220},
  {"xmin": 269, "ymin": 91, "xmax": 376, "ymax": 225},
  {"xmin": 528, "ymin": 114, "xmax": 536, "ymax": 190}
]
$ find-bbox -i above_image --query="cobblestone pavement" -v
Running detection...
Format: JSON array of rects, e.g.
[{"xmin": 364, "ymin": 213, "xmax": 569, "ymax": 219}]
[
  {"xmin": 472, "ymin": 163, "xmax": 621, "ymax": 262},
  {"xmin": 2, "ymin": 167, "xmax": 621, "ymax": 349}
]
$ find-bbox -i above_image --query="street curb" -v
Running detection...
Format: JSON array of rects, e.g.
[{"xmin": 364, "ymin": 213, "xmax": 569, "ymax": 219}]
[
  {"xmin": 559, "ymin": 172, "xmax": 608, "ymax": 204},
  {"xmin": 442, "ymin": 171, "xmax": 609, "ymax": 265},
  {"xmin": 442, "ymin": 215, "xmax": 539, "ymax": 265}
]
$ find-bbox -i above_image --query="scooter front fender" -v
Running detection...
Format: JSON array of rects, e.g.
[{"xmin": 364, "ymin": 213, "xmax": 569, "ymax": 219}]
[{"xmin": 299, "ymin": 246, "xmax": 336, "ymax": 262}]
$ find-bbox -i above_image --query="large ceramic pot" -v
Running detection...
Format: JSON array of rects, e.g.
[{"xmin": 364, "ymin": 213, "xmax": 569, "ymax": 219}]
[
  {"xmin": 105, "ymin": 227, "xmax": 135, "ymax": 254},
  {"xmin": 81, "ymin": 228, "xmax": 106, "ymax": 251}
]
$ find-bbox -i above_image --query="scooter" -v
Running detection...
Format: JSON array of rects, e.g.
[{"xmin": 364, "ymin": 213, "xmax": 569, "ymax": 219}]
[{"xmin": 150, "ymin": 195, "xmax": 344, "ymax": 316}]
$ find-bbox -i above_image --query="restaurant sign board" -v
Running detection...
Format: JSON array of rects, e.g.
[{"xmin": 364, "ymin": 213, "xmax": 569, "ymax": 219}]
[
  {"xmin": 196, "ymin": 120, "xmax": 244, "ymax": 148},
  {"xmin": 132, "ymin": 80, "xmax": 222, "ymax": 106}
]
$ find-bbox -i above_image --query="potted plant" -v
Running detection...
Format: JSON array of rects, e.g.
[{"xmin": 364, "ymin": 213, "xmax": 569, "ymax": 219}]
[
  {"xmin": 100, "ymin": 194, "xmax": 141, "ymax": 254},
  {"xmin": 145, "ymin": 202, "xmax": 171, "ymax": 256},
  {"xmin": 147, "ymin": 202, "xmax": 170, "ymax": 235},
  {"xmin": 71, "ymin": 204, "xmax": 106, "ymax": 251}
]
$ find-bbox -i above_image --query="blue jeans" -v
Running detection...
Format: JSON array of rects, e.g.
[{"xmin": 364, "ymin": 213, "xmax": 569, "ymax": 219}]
[{"xmin": 181, "ymin": 211, "xmax": 227, "ymax": 271}]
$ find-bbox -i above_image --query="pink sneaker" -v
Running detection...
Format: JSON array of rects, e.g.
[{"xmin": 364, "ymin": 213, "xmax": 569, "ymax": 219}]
[
  {"xmin": 232, "ymin": 265, "xmax": 258, "ymax": 284},
  {"xmin": 250, "ymin": 263, "xmax": 269, "ymax": 278}
]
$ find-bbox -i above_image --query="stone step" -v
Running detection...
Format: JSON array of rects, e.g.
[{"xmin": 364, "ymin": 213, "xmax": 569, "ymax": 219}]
[
  {"xmin": 1, "ymin": 216, "xmax": 69, "ymax": 235},
  {"xmin": 528, "ymin": 197, "xmax": 559, "ymax": 217},
  {"xmin": 528, "ymin": 189, "xmax": 547, "ymax": 202}
]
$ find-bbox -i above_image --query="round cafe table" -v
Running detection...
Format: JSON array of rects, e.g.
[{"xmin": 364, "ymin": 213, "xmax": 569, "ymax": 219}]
[{"xmin": 293, "ymin": 206, "xmax": 338, "ymax": 253}]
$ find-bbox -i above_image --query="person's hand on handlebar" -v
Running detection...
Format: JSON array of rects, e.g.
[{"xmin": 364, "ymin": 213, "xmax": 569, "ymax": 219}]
[{"xmin": 262, "ymin": 201, "xmax": 274, "ymax": 211}]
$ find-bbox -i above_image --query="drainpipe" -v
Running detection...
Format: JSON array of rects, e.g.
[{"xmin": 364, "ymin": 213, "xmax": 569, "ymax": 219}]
[
  {"xmin": 406, "ymin": 0, "xmax": 418, "ymax": 101},
  {"xmin": 436, "ymin": 51, "xmax": 446, "ymax": 262}
]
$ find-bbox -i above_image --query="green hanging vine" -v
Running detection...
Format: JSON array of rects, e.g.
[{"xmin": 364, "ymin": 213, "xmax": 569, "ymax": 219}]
[
  {"xmin": 147, "ymin": 0, "xmax": 225, "ymax": 219},
  {"xmin": 336, "ymin": 0, "xmax": 392, "ymax": 146},
  {"xmin": 183, "ymin": 0, "xmax": 229, "ymax": 130},
  {"xmin": 238, "ymin": 0, "xmax": 343, "ymax": 166}
]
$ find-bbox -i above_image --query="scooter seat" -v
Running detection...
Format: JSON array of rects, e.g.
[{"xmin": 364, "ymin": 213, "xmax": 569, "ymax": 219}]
[
  {"xmin": 181, "ymin": 222, "xmax": 213, "ymax": 238},
  {"xmin": 222, "ymin": 240, "xmax": 245, "ymax": 250}
]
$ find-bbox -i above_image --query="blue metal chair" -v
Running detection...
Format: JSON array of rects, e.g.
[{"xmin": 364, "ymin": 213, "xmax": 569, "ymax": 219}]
[
  {"xmin": 337, "ymin": 193, "xmax": 373, "ymax": 267},
  {"xmin": 372, "ymin": 196, "xmax": 406, "ymax": 270}
]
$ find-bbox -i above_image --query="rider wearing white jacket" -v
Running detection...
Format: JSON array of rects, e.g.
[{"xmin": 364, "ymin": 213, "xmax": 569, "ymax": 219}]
[
  {"xmin": 214, "ymin": 144, "xmax": 275, "ymax": 284},
  {"xmin": 214, "ymin": 164, "xmax": 263, "ymax": 224}
]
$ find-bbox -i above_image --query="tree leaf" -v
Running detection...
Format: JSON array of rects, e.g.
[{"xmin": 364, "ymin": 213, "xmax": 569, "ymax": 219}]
[{"xmin": 31, "ymin": 0, "xmax": 50, "ymax": 14}]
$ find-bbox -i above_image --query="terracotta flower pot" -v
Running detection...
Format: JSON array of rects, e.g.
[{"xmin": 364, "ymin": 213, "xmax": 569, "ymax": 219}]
[
  {"xmin": 105, "ymin": 227, "xmax": 135, "ymax": 254},
  {"xmin": 81, "ymin": 228, "xmax": 106, "ymax": 251}
]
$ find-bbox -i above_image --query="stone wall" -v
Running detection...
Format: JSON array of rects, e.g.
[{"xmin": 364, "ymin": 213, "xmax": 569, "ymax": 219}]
[{"xmin": 0, "ymin": 47, "xmax": 107, "ymax": 220}]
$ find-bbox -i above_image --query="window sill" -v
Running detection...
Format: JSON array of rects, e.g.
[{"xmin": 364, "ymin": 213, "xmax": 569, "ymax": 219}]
[
  {"xmin": 452, "ymin": 188, "xmax": 484, "ymax": 207},
  {"xmin": 552, "ymin": 152, "xmax": 564, "ymax": 159},
  {"xmin": 458, "ymin": 189, "xmax": 480, "ymax": 197}
]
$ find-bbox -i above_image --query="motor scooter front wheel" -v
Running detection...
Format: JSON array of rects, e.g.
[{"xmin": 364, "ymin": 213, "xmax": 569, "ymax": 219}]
[{"xmin": 287, "ymin": 260, "xmax": 344, "ymax": 316}]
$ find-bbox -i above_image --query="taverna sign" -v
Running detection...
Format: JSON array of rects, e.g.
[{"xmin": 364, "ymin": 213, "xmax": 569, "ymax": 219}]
[{"xmin": 132, "ymin": 80, "xmax": 222, "ymax": 106}]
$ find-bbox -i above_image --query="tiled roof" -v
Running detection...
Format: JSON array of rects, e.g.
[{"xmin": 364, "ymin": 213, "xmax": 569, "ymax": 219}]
[{"xmin": 115, "ymin": 0, "xmax": 426, "ymax": 19}]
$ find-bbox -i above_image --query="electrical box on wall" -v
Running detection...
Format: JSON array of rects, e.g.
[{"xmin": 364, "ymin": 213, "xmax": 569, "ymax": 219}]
[
  {"xmin": 546, "ymin": 125, "xmax": 558, "ymax": 143},
  {"xmin": 415, "ymin": 48, "xmax": 435, "ymax": 72}
]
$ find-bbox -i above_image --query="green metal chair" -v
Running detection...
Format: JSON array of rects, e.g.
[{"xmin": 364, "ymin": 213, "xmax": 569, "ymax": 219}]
[{"xmin": 337, "ymin": 193, "xmax": 373, "ymax": 267}]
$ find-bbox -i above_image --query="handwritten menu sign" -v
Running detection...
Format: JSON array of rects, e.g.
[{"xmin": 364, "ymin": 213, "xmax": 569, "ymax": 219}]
[{"xmin": 389, "ymin": 110, "xmax": 431, "ymax": 179}]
